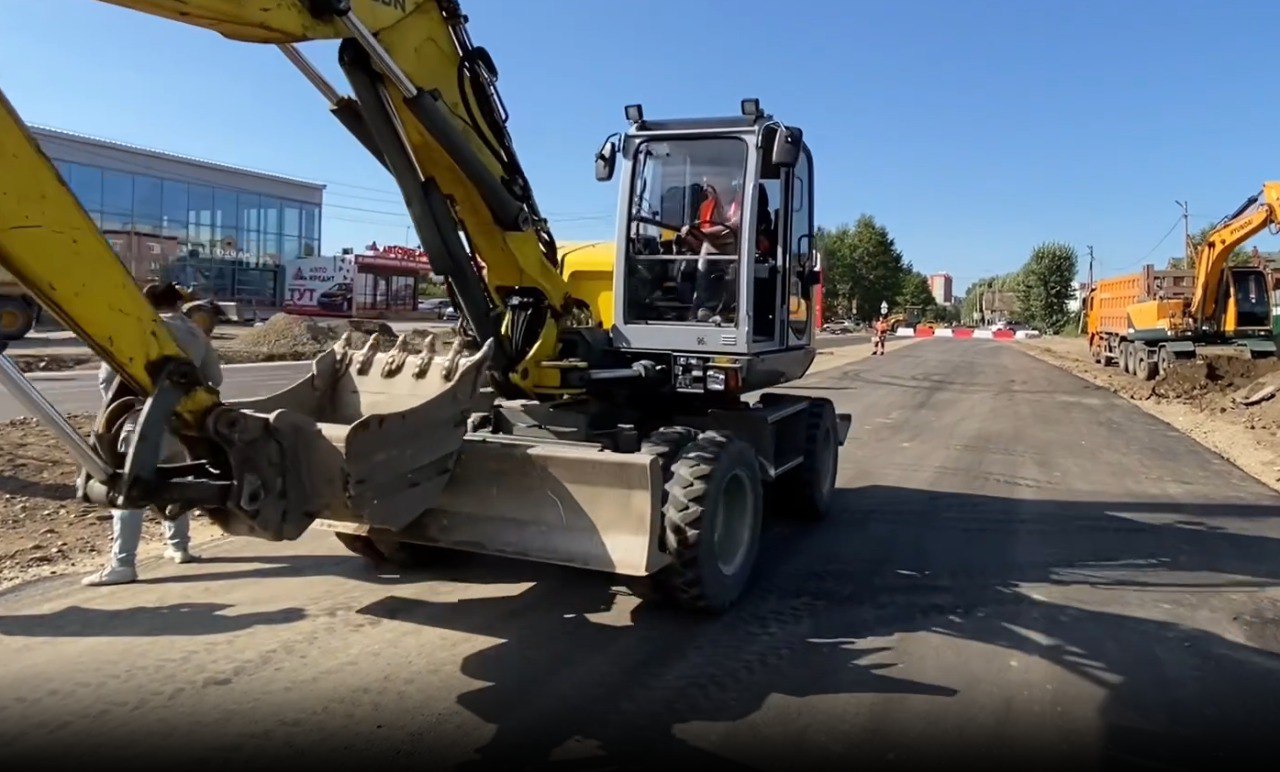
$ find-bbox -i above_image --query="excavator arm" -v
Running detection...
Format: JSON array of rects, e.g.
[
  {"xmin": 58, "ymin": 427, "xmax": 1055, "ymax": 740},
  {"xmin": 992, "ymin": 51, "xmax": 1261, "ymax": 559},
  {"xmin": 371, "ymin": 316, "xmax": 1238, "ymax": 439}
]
[
  {"xmin": 1187, "ymin": 181, "xmax": 1280, "ymax": 327},
  {"xmin": 0, "ymin": 0, "xmax": 587, "ymax": 539},
  {"xmin": 100, "ymin": 0, "xmax": 588, "ymax": 397}
]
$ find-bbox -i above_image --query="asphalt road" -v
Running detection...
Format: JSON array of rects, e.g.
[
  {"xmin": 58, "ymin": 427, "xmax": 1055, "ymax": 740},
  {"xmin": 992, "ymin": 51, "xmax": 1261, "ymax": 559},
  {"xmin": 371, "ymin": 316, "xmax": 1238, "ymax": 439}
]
[{"xmin": 2, "ymin": 339, "xmax": 1279, "ymax": 769}]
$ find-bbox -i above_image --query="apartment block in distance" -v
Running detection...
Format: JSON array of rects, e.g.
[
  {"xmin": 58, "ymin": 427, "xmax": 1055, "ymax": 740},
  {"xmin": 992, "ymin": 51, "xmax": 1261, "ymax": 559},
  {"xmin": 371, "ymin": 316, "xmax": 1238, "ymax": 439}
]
[{"xmin": 929, "ymin": 272, "xmax": 953, "ymax": 305}]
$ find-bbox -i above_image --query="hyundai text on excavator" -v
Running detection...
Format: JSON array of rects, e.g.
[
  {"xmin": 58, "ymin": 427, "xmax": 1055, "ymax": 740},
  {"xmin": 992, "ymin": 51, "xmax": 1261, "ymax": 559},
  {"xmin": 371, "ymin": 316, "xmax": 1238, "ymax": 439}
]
[
  {"xmin": 0, "ymin": 0, "xmax": 849, "ymax": 612},
  {"xmin": 1085, "ymin": 182, "xmax": 1280, "ymax": 380}
]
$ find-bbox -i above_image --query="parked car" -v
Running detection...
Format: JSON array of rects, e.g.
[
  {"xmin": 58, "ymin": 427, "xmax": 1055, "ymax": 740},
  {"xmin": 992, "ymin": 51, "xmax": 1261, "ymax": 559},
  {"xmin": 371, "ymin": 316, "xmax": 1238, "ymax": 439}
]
[
  {"xmin": 316, "ymin": 282, "xmax": 353, "ymax": 313},
  {"xmin": 419, "ymin": 298, "xmax": 451, "ymax": 319},
  {"xmin": 442, "ymin": 304, "xmax": 459, "ymax": 321}
]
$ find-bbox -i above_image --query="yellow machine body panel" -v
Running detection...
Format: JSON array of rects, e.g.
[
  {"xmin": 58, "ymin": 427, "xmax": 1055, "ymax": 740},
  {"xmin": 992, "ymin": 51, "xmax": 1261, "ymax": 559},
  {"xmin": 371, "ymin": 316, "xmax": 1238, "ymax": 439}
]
[{"xmin": 560, "ymin": 241, "xmax": 617, "ymax": 331}]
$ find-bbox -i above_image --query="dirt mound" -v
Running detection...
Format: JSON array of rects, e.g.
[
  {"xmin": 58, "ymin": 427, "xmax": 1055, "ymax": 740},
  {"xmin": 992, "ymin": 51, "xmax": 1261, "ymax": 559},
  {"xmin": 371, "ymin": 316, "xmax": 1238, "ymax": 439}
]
[
  {"xmin": 219, "ymin": 314, "xmax": 460, "ymax": 363},
  {"xmin": 1142, "ymin": 354, "xmax": 1280, "ymax": 402},
  {"xmin": 223, "ymin": 313, "xmax": 346, "ymax": 360}
]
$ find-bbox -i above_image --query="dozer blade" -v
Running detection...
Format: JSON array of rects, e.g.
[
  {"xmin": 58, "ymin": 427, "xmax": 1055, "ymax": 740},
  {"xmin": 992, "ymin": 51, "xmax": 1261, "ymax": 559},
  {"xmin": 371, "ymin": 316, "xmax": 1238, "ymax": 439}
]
[
  {"xmin": 317, "ymin": 434, "xmax": 671, "ymax": 576},
  {"xmin": 221, "ymin": 330, "xmax": 493, "ymax": 535}
]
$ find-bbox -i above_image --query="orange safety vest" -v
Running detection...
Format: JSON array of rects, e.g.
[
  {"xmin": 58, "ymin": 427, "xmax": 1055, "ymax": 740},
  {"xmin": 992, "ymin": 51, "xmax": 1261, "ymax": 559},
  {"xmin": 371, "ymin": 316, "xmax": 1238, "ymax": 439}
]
[{"xmin": 697, "ymin": 196, "xmax": 719, "ymax": 229}]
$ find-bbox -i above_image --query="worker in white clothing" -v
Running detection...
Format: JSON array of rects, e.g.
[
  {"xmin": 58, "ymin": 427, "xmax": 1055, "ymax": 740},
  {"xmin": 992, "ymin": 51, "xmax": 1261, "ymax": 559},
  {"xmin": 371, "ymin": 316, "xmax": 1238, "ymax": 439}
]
[{"xmin": 82, "ymin": 282, "xmax": 224, "ymax": 587}]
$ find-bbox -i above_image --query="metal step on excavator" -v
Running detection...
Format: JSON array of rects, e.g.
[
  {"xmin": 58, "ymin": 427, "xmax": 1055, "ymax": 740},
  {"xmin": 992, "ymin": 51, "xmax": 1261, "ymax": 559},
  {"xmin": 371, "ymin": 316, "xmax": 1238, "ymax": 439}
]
[{"xmin": 0, "ymin": 0, "xmax": 850, "ymax": 613}]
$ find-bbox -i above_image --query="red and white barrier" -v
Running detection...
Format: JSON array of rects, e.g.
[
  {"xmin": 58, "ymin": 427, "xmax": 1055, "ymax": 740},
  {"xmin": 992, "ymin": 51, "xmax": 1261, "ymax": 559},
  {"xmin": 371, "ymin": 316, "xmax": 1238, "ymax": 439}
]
[{"xmin": 892, "ymin": 326, "xmax": 1038, "ymax": 340}]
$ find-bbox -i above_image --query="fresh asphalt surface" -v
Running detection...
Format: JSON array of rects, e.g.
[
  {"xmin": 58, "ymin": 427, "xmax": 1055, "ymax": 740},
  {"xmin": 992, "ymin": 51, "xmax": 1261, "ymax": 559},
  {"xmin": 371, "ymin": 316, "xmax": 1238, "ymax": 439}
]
[{"xmin": 2, "ymin": 338, "xmax": 1280, "ymax": 769}]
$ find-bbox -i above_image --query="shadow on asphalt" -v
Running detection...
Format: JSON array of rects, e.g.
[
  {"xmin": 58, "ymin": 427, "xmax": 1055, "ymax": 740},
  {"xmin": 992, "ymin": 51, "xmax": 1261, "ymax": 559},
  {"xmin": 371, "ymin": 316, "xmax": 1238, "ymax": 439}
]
[
  {"xmin": 349, "ymin": 485, "xmax": 1280, "ymax": 769},
  {"xmin": 0, "ymin": 601, "xmax": 306, "ymax": 636},
  {"xmin": 1, "ymin": 485, "xmax": 1278, "ymax": 767}
]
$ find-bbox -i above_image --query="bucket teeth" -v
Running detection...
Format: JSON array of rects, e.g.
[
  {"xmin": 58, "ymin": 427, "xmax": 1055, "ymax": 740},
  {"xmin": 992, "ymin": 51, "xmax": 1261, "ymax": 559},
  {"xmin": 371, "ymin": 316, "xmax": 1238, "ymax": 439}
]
[
  {"xmin": 355, "ymin": 333, "xmax": 381, "ymax": 375},
  {"xmin": 381, "ymin": 334, "xmax": 412, "ymax": 378},
  {"xmin": 441, "ymin": 335, "xmax": 465, "ymax": 381},
  {"xmin": 411, "ymin": 334, "xmax": 437, "ymax": 379}
]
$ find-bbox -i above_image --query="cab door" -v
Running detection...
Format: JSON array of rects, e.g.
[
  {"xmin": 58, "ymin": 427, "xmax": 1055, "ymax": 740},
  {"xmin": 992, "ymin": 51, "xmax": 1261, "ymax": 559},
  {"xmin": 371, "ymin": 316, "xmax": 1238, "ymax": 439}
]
[{"xmin": 781, "ymin": 144, "xmax": 816, "ymax": 345}]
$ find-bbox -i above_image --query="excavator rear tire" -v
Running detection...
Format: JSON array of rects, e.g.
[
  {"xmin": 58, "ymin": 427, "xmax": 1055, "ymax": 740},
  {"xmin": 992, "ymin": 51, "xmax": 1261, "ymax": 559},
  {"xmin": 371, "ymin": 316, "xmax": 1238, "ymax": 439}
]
[
  {"xmin": 771, "ymin": 398, "xmax": 838, "ymax": 521},
  {"xmin": 656, "ymin": 430, "xmax": 764, "ymax": 613}
]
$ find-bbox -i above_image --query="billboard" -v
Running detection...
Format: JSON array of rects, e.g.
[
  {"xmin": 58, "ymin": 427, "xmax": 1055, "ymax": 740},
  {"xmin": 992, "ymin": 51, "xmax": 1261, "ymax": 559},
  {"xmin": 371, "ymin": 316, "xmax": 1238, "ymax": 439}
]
[{"xmin": 283, "ymin": 254, "xmax": 356, "ymax": 316}]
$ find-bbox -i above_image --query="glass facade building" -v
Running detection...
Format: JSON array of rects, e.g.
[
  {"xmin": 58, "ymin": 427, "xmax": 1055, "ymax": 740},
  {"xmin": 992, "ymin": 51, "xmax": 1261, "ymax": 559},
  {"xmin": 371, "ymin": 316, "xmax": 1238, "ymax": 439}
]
[{"xmin": 32, "ymin": 126, "xmax": 325, "ymax": 305}]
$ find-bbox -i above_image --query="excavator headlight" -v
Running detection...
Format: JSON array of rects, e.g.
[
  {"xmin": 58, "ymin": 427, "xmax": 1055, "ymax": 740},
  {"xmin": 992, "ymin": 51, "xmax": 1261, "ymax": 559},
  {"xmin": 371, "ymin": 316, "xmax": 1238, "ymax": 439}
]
[
  {"xmin": 625, "ymin": 103, "xmax": 644, "ymax": 123},
  {"xmin": 740, "ymin": 98, "xmax": 761, "ymax": 117},
  {"xmin": 705, "ymin": 368, "xmax": 727, "ymax": 391}
]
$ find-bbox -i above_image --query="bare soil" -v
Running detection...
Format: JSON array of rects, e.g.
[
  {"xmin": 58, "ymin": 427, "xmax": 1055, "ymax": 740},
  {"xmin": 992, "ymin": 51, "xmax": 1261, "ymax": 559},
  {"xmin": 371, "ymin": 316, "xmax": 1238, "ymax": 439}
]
[
  {"xmin": 1021, "ymin": 337, "xmax": 1280, "ymax": 494},
  {"xmin": 0, "ymin": 414, "xmax": 225, "ymax": 592}
]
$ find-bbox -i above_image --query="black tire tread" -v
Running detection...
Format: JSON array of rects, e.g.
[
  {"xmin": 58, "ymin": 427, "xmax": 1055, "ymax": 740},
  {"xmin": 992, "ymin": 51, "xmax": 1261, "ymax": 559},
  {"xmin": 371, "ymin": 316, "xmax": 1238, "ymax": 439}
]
[{"xmin": 659, "ymin": 430, "xmax": 762, "ymax": 612}]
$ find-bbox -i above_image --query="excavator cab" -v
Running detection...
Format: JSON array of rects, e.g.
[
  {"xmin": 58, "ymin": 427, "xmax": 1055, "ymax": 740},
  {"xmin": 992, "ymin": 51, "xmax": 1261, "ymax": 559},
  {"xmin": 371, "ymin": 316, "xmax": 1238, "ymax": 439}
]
[{"xmin": 595, "ymin": 100, "xmax": 820, "ymax": 393}]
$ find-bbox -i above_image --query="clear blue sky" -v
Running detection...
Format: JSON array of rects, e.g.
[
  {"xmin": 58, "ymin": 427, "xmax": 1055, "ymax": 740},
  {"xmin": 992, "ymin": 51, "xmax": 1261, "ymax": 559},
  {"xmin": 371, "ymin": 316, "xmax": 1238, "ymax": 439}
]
[{"xmin": 4, "ymin": 0, "xmax": 1278, "ymax": 294}]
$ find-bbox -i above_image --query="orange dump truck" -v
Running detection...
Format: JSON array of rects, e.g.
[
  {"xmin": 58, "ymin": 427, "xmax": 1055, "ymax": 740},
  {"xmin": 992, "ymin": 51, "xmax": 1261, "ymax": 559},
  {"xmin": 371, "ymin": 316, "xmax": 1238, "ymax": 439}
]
[{"xmin": 1085, "ymin": 264, "xmax": 1199, "ymax": 379}]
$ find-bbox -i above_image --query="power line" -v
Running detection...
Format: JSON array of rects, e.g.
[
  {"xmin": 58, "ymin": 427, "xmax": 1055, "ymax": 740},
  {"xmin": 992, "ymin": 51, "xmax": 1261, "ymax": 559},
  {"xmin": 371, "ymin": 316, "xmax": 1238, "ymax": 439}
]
[{"xmin": 1115, "ymin": 215, "xmax": 1183, "ymax": 272}]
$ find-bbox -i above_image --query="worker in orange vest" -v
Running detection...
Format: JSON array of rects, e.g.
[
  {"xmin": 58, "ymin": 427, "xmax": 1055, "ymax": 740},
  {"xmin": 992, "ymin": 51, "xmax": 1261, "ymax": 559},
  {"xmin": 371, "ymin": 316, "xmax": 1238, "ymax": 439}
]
[{"xmin": 873, "ymin": 315, "xmax": 889, "ymax": 356}]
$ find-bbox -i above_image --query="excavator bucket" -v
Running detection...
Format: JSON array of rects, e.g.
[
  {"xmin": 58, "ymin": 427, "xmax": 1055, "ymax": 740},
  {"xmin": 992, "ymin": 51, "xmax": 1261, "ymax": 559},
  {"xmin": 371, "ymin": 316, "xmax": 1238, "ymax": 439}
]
[
  {"xmin": 229, "ymin": 329, "xmax": 669, "ymax": 577},
  {"xmin": 222, "ymin": 330, "xmax": 493, "ymax": 533}
]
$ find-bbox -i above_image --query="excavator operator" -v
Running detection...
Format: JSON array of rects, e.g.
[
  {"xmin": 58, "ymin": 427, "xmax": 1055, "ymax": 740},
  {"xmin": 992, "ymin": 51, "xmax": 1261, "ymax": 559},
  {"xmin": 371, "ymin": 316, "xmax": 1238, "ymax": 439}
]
[{"xmin": 678, "ymin": 178, "xmax": 739, "ymax": 322}]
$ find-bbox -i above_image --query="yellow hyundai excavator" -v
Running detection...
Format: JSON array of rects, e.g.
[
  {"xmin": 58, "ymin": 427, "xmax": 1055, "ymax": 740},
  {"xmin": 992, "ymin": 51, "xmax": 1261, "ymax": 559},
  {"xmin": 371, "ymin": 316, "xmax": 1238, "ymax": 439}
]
[{"xmin": 0, "ymin": 0, "xmax": 849, "ymax": 613}]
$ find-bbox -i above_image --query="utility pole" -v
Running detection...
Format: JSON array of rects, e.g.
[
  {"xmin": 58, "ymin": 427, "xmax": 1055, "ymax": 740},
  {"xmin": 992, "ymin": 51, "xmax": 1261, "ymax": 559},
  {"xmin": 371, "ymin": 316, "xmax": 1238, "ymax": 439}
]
[
  {"xmin": 1175, "ymin": 200, "xmax": 1190, "ymax": 266},
  {"xmin": 1079, "ymin": 245, "xmax": 1094, "ymax": 334}
]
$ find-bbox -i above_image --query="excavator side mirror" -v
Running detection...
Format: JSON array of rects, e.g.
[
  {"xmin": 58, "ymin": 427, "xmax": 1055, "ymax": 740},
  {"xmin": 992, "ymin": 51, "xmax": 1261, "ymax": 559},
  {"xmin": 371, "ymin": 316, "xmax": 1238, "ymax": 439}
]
[
  {"xmin": 595, "ymin": 138, "xmax": 618, "ymax": 182},
  {"xmin": 772, "ymin": 126, "xmax": 803, "ymax": 168}
]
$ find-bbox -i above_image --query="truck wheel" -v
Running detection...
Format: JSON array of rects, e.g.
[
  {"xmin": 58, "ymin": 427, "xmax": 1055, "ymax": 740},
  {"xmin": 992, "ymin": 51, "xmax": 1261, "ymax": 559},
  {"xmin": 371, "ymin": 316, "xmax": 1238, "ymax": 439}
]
[
  {"xmin": 1119, "ymin": 342, "xmax": 1131, "ymax": 374},
  {"xmin": 658, "ymin": 430, "xmax": 764, "ymax": 613},
  {"xmin": 1156, "ymin": 346, "xmax": 1172, "ymax": 377},
  {"xmin": 1136, "ymin": 346, "xmax": 1157, "ymax": 381},
  {"xmin": 0, "ymin": 298, "xmax": 35, "ymax": 341},
  {"xmin": 773, "ymin": 399, "xmax": 838, "ymax": 521}
]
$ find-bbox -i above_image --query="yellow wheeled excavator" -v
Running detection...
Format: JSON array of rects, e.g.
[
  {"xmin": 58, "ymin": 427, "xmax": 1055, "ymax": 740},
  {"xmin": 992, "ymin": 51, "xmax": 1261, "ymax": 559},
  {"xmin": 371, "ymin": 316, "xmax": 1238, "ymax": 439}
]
[{"xmin": 0, "ymin": 0, "xmax": 849, "ymax": 612}]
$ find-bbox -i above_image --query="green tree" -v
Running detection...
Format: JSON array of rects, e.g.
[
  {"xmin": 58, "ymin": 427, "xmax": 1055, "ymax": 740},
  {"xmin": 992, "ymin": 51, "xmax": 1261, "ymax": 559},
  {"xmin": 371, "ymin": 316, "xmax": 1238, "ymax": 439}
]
[
  {"xmin": 1014, "ymin": 241, "xmax": 1078, "ymax": 333},
  {"xmin": 816, "ymin": 215, "xmax": 910, "ymax": 322},
  {"xmin": 896, "ymin": 270, "xmax": 936, "ymax": 310}
]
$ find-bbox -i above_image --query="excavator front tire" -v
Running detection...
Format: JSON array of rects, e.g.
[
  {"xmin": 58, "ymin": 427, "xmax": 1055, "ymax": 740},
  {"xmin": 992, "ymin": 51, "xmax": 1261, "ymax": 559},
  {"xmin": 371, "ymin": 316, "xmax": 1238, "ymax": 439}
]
[{"xmin": 656, "ymin": 429, "xmax": 764, "ymax": 613}]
